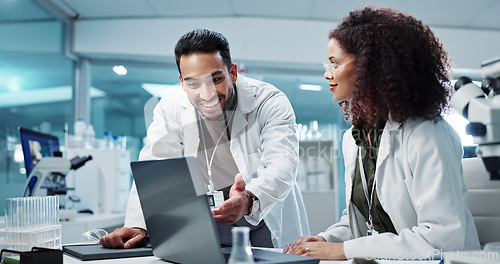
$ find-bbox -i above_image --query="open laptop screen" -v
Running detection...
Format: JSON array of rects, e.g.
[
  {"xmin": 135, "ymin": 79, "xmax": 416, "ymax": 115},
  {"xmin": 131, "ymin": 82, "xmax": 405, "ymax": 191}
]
[{"xmin": 19, "ymin": 127, "xmax": 60, "ymax": 176}]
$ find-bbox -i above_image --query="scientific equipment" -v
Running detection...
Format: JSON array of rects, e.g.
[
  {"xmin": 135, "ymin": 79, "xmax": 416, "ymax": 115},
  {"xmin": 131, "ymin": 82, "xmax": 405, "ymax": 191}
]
[
  {"xmin": 20, "ymin": 127, "xmax": 93, "ymax": 218},
  {"xmin": 74, "ymin": 119, "xmax": 87, "ymax": 140},
  {"xmin": 451, "ymin": 56, "xmax": 500, "ymax": 180},
  {"xmin": 0, "ymin": 196, "xmax": 61, "ymax": 252},
  {"xmin": 22, "ymin": 155, "xmax": 92, "ymax": 197},
  {"xmin": 19, "ymin": 128, "xmax": 60, "ymax": 177},
  {"xmin": 21, "ymin": 154, "xmax": 92, "ymax": 221},
  {"xmin": 228, "ymin": 227, "xmax": 255, "ymax": 264}
]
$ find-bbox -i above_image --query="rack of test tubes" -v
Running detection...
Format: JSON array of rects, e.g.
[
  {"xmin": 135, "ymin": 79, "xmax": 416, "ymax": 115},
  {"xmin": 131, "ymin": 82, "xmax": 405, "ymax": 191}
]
[{"xmin": 0, "ymin": 196, "xmax": 61, "ymax": 251}]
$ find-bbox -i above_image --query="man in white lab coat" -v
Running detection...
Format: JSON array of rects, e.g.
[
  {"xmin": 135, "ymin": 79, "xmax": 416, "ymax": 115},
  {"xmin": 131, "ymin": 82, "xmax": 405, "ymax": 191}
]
[{"xmin": 100, "ymin": 29, "xmax": 309, "ymax": 249}]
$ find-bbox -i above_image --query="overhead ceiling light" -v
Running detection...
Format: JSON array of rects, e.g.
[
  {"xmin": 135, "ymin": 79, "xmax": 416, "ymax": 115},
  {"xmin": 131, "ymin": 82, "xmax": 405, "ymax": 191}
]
[
  {"xmin": 299, "ymin": 84, "xmax": 322, "ymax": 91},
  {"xmin": 113, "ymin": 65, "xmax": 127, "ymax": 76},
  {"xmin": 14, "ymin": 144, "xmax": 24, "ymax": 163},
  {"xmin": 0, "ymin": 86, "xmax": 106, "ymax": 108},
  {"xmin": 9, "ymin": 77, "xmax": 21, "ymax": 92},
  {"xmin": 142, "ymin": 83, "xmax": 181, "ymax": 98}
]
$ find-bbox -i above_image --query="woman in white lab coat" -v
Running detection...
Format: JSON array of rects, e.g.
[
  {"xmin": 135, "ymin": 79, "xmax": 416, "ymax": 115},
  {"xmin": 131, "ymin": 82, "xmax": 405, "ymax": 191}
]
[{"xmin": 284, "ymin": 7, "xmax": 480, "ymax": 260}]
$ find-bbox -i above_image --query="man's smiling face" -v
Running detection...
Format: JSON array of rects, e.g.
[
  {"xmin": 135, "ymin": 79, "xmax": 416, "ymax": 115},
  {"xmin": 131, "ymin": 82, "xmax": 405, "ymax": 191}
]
[{"xmin": 179, "ymin": 52, "xmax": 237, "ymax": 120}]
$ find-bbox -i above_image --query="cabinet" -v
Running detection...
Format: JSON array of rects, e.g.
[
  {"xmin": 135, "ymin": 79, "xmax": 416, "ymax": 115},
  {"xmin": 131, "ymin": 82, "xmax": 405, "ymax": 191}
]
[
  {"xmin": 297, "ymin": 140, "xmax": 339, "ymax": 235},
  {"xmin": 297, "ymin": 140, "xmax": 338, "ymax": 191}
]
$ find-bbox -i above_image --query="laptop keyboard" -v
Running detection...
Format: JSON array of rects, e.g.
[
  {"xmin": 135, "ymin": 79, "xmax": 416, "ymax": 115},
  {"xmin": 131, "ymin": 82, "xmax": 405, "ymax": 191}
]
[{"xmin": 223, "ymin": 252, "xmax": 265, "ymax": 263}]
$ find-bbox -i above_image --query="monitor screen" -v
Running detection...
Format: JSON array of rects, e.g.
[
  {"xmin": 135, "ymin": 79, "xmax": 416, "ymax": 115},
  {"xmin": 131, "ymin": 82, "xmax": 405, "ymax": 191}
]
[{"xmin": 19, "ymin": 127, "xmax": 60, "ymax": 177}]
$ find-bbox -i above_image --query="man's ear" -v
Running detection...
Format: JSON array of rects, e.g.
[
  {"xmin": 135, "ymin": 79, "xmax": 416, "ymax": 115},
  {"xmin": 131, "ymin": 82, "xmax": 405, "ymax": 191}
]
[
  {"xmin": 230, "ymin": 63, "xmax": 238, "ymax": 84},
  {"xmin": 179, "ymin": 74, "xmax": 186, "ymax": 91}
]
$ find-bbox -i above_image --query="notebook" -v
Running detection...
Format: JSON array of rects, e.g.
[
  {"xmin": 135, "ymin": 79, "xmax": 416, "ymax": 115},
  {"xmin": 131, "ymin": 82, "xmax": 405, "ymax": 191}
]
[
  {"xmin": 63, "ymin": 243, "xmax": 153, "ymax": 261},
  {"xmin": 131, "ymin": 157, "xmax": 319, "ymax": 264}
]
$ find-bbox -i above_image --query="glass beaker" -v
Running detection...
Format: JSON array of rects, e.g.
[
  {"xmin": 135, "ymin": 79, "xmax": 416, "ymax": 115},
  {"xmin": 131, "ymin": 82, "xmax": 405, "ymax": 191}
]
[{"xmin": 228, "ymin": 227, "xmax": 255, "ymax": 264}]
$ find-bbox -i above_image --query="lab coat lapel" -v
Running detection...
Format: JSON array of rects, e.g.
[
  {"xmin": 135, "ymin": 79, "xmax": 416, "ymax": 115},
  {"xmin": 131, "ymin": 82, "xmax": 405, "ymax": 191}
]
[
  {"xmin": 344, "ymin": 127, "xmax": 357, "ymax": 207},
  {"xmin": 376, "ymin": 119, "xmax": 399, "ymax": 173},
  {"xmin": 343, "ymin": 130, "xmax": 361, "ymax": 238},
  {"xmin": 376, "ymin": 124, "xmax": 391, "ymax": 171},
  {"xmin": 231, "ymin": 75, "xmax": 254, "ymax": 139},
  {"xmin": 229, "ymin": 76, "xmax": 253, "ymax": 179},
  {"xmin": 231, "ymin": 107, "xmax": 247, "ymax": 140}
]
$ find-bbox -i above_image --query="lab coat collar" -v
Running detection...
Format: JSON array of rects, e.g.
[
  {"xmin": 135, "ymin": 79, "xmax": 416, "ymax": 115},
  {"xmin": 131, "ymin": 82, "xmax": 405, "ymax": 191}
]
[
  {"xmin": 376, "ymin": 114, "xmax": 400, "ymax": 174},
  {"xmin": 344, "ymin": 114, "xmax": 401, "ymax": 202},
  {"xmin": 177, "ymin": 85, "xmax": 191, "ymax": 108},
  {"xmin": 234, "ymin": 75, "xmax": 258, "ymax": 114},
  {"xmin": 230, "ymin": 75, "xmax": 258, "ymax": 137},
  {"xmin": 386, "ymin": 113, "xmax": 401, "ymax": 131}
]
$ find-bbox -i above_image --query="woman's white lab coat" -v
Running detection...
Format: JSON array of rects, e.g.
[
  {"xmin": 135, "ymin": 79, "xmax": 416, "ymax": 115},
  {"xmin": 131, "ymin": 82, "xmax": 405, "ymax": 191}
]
[
  {"xmin": 124, "ymin": 75, "xmax": 309, "ymax": 248},
  {"xmin": 318, "ymin": 117, "xmax": 480, "ymax": 259}
]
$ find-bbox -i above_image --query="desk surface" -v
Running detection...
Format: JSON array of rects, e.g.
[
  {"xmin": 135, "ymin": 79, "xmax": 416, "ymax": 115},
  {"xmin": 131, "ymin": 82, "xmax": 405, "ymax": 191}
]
[{"xmin": 63, "ymin": 250, "xmax": 441, "ymax": 264}]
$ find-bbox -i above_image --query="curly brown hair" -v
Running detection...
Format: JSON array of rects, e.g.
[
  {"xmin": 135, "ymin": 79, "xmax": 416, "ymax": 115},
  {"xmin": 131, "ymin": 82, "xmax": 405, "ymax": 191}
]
[{"xmin": 330, "ymin": 7, "xmax": 452, "ymax": 128}]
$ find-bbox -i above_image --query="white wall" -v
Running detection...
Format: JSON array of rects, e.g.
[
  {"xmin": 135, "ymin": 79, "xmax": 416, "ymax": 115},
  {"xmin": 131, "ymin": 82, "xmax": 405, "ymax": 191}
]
[
  {"xmin": 72, "ymin": 17, "xmax": 500, "ymax": 69},
  {"xmin": 1, "ymin": 18, "xmax": 498, "ymax": 72}
]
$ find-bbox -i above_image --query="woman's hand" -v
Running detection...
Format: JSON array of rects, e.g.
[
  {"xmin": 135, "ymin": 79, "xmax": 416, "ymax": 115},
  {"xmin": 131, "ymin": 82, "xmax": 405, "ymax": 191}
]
[
  {"xmin": 283, "ymin": 236, "xmax": 346, "ymax": 260},
  {"xmin": 283, "ymin": 236, "xmax": 325, "ymax": 253}
]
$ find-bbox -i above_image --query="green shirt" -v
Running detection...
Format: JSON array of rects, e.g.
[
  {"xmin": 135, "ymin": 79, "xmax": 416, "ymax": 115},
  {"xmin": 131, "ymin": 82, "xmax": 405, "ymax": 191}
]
[{"xmin": 351, "ymin": 116, "xmax": 397, "ymax": 235}]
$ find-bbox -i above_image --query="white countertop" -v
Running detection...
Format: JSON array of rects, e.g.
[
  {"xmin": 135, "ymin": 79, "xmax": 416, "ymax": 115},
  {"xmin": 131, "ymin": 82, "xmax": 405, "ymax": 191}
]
[
  {"xmin": 63, "ymin": 249, "xmax": 441, "ymax": 264},
  {"xmin": 60, "ymin": 212, "xmax": 125, "ymax": 244}
]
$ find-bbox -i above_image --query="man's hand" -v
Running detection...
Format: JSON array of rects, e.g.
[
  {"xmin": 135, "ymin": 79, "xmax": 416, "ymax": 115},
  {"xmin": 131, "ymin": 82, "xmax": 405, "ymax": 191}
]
[
  {"xmin": 212, "ymin": 173, "xmax": 252, "ymax": 224},
  {"xmin": 99, "ymin": 227, "xmax": 147, "ymax": 249},
  {"xmin": 283, "ymin": 236, "xmax": 346, "ymax": 260}
]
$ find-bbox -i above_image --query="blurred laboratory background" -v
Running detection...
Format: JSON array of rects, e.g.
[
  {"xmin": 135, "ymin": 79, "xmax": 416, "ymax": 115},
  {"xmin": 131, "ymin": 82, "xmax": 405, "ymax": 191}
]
[{"xmin": 1, "ymin": 0, "xmax": 499, "ymax": 237}]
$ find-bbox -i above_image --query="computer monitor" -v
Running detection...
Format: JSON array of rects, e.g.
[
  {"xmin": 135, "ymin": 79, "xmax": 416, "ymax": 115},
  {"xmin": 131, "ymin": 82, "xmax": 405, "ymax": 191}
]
[{"xmin": 19, "ymin": 127, "xmax": 60, "ymax": 177}]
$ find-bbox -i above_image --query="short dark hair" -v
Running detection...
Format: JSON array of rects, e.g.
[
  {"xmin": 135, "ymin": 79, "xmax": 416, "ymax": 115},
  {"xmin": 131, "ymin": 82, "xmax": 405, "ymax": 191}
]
[
  {"xmin": 330, "ymin": 7, "xmax": 451, "ymax": 127},
  {"xmin": 174, "ymin": 29, "xmax": 232, "ymax": 75}
]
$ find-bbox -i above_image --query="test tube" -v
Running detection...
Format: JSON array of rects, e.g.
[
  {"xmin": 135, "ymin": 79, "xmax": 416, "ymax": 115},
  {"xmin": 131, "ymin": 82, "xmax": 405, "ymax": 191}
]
[
  {"xmin": 29, "ymin": 197, "xmax": 33, "ymax": 230},
  {"xmin": 36, "ymin": 197, "xmax": 40, "ymax": 228},
  {"xmin": 21, "ymin": 198, "xmax": 26, "ymax": 230},
  {"xmin": 55, "ymin": 195, "xmax": 60, "ymax": 224},
  {"xmin": 16, "ymin": 198, "xmax": 21, "ymax": 230},
  {"xmin": 31, "ymin": 197, "xmax": 35, "ymax": 228},
  {"xmin": 48, "ymin": 196, "xmax": 53, "ymax": 226},
  {"xmin": 49, "ymin": 196, "xmax": 53, "ymax": 226},
  {"xmin": 43, "ymin": 196, "xmax": 47, "ymax": 226},
  {"xmin": 45, "ymin": 196, "xmax": 49, "ymax": 227},
  {"xmin": 5, "ymin": 198, "xmax": 11, "ymax": 230}
]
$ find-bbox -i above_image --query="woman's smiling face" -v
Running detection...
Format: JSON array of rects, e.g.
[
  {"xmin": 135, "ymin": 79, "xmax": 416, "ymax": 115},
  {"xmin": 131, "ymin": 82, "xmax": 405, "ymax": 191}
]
[{"xmin": 324, "ymin": 38, "xmax": 356, "ymax": 101}]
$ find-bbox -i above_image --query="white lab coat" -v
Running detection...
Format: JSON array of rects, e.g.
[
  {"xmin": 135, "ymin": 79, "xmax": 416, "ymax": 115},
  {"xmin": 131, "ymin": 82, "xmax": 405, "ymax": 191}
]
[
  {"xmin": 125, "ymin": 75, "xmax": 310, "ymax": 248},
  {"xmin": 318, "ymin": 117, "xmax": 480, "ymax": 259}
]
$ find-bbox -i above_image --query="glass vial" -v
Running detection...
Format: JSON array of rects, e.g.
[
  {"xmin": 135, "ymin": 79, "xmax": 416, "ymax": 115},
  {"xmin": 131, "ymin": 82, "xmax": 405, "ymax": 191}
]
[{"xmin": 228, "ymin": 227, "xmax": 255, "ymax": 264}]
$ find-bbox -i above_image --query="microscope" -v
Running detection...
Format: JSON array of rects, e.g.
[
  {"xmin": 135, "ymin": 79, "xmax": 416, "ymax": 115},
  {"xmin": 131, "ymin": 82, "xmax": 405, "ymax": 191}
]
[
  {"xmin": 451, "ymin": 56, "xmax": 500, "ymax": 180},
  {"xmin": 22, "ymin": 155, "xmax": 93, "ymax": 197},
  {"xmin": 22, "ymin": 154, "xmax": 93, "ymax": 220}
]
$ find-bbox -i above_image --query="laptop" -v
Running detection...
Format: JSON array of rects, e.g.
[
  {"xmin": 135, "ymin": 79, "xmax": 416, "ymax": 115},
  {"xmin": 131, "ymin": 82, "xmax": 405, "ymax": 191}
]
[{"xmin": 131, "ymin": 157, "xmax": 320, "ymax": 264}]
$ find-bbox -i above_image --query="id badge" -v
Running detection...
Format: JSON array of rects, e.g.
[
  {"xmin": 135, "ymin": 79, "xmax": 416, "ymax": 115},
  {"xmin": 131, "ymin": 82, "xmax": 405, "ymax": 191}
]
[
  {"xmin": 207, "ymin": 190, "xmax": 224, "ymax": 209},
  {"xmin": 366, "ymin": 222, "xmax": 378, "ymax": 236}
]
